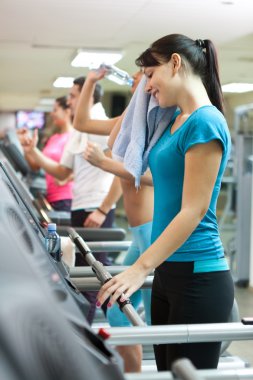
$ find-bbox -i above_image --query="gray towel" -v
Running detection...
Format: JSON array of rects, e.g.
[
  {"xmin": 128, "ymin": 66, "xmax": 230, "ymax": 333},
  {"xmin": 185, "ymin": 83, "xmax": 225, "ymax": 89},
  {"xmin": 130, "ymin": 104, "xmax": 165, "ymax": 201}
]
[{"xmin": 112, "ymin": 75, "xmax": 176, "ymax": 187}]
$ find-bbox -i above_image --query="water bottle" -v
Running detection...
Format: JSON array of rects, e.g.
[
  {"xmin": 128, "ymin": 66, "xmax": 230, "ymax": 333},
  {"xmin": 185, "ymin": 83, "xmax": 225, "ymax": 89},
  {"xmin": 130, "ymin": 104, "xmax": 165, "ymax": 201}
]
[
  {"xmin": 45, "ymin": 223, "xmax": 62, "ymax": 261},
  {"xmin": 99, "ymin": 64, "xmax": 133, "ymax": 86}
]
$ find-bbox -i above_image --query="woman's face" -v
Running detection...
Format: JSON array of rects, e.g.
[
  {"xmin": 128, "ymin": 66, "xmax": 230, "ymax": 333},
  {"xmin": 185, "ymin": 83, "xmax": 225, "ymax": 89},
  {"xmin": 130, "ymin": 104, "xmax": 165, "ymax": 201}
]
[
  {"xmin": 144, "ymin": 61, "xmax": 176, "ymax": 108},
  {"xmin": 50, "ymin": 101, "xmax": 66, "ymax": 127}
]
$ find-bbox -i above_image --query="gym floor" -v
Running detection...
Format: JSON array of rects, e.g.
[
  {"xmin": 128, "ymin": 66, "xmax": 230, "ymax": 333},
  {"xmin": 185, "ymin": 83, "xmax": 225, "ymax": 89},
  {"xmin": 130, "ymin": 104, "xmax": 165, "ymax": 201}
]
[{"xmin": 113, "ymin": 214, "xmax": 253, "ymax": 369}]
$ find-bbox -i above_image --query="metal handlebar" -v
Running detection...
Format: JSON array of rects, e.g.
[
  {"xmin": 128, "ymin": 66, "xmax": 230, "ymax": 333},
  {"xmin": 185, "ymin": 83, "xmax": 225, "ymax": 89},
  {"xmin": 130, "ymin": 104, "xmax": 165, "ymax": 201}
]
[
  {"xmin": 98, "ymin": 322, "xmax": 253, "ymax": 346},
  {"xmin": 70, "ymin": 265, "xmax": 131, "ymax": 278},
  {"xmin": 68, "ymin": 228, "xmax": 146, "ymax": 327},
  {"xmin": 125, "ymin": 368, "xmax": 253, "ymax": 380},
  {"xmin": 172, "ymin": 358, "xmax": 205, "ymax": 380},
  {"xmin": 82, "ymin": 241, "xmax": 131, "ymax": 252},
  {"xmin": 71, "ymin": 276, "xmax": 154, "ymax": 290}
]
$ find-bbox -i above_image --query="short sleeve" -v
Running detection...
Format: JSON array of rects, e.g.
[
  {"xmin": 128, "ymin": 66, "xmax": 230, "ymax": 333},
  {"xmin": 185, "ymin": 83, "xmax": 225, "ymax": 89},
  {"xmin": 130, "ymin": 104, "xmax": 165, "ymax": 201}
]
[
  {"xmin": 60, "ymin": 147, "xmax": 74, "ymax": 169},
  {"xmin": 179, "ymin": 109, "xmax": 229, "ymax": 156},
  {"xmin": 60, "ymin": 130, "xmax": 84, "ymax": 169},
  {"xmin": 60, "ymin": 137, "xmax": 75, "ymax": 169}
]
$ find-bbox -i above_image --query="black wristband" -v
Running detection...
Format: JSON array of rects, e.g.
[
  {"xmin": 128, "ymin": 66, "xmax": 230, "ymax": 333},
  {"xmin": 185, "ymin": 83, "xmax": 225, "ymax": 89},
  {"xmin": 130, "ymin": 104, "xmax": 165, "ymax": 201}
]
[{"xmin": 97, "ymin": 207, "xmax": 107, "ymax": 216}]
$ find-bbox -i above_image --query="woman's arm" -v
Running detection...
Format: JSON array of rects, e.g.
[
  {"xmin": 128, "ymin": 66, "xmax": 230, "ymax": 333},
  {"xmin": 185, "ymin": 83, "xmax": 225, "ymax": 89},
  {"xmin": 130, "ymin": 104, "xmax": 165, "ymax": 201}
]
[
  {"xmin": 108, "ymin": 111, "xmax": 126, "ymax": 149},
  {"xmin": 27, "ymin": 147, "xmax": 72, "ymax": 180},
  {"xmin": 96, "ymin": 140, "xmax": 223, "ymax": 306},
  {"xmin": 73, "ymin": 70, "xmax": 120, "ymax": 135},
  {"xmin": 84, "ymin": 141, "xmax": 153, "ymax": 186},
  {"xmin": 54, "ymin": 172, "xmax": 74, "ymax": 186},
  {"xmin": 18, "ymin": 129, "xmax": 72, "ymax": 180},
  {"xmin": 17, "ymin": 128, "xmax": 41, "ymax": 171},
  {"xmin": 24, "ymin": 151, "xmax": 41, "ymax": 171}
]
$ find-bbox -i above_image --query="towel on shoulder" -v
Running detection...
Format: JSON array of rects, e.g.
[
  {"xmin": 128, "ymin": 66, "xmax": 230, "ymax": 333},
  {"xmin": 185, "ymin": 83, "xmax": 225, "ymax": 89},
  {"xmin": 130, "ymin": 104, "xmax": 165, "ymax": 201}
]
[{"xmin": 112, "ymin": 75, "xmax": 176, "ymax": 187}]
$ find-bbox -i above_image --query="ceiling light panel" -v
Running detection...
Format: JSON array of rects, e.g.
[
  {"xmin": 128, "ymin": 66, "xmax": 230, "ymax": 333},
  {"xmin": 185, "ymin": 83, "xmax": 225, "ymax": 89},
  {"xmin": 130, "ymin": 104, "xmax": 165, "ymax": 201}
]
[
  {"xmin": 53, "ymin": 77, "xmax": 74, "ymax": 88},
  {"xmin": 71, "ymin": 49, "xmax": 123, "ymax": 68},
  {"xmin": 222, "ymin": 83, "xmax": 253, "ymax": 93}
]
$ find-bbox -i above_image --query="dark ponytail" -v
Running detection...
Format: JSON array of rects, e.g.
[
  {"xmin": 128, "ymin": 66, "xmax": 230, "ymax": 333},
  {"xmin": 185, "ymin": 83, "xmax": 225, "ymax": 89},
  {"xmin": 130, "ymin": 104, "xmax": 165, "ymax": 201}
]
[{"xmin": 203, "ymin": 39, "xmax": 224, "ymax": 114}]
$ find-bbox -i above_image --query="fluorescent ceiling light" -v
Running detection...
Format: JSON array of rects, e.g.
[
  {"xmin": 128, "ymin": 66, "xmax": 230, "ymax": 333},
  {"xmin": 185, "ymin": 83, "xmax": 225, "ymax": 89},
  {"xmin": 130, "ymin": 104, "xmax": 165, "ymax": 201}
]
[
  {"xmin": 39, "ymin": 98, "xmax": 55, "ymax": 105},
  {"xmin": 71, "ymin": 49, "xmax": 123, "ymax": 68},
  {"xmin": 222, "ymin": 83, "xmax": 253, "ymax": 93},
  {"xmin": 34, "ymin": 106, "xmax": 52, "ymax": 112},
  {"xmin": 37, "ymin": 98, "xmax": 55, "ymax": 112},
  {"xmin": 53, "ymin": 77, "xmax": 74, "ymax": 88},
  {"xmin": 221, "ymin": 1, "xmax": 236, "ymax": 5}
]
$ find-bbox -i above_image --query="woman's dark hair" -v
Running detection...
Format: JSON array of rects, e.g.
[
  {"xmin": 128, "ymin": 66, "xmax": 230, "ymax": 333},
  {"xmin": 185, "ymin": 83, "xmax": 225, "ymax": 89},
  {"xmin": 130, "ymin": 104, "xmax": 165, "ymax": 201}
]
[
  {"xmin": 55, "ymin": 96, "xmax": 70, "ymax": 110},
  {"xmin": 73, "ymin": 76, "xmax": 104, "ymax": 104},
  {"xmin": 135, "ymin": 34, "xmax": 224, "ymax": 114}
]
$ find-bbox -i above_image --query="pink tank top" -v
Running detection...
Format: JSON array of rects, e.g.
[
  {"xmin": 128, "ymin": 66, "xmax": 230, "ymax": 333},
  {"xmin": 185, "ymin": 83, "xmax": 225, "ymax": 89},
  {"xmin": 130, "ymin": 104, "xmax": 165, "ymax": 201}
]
[{"xmin": 42, "ymin": 132, "xmax": 73, "ymax": 203}]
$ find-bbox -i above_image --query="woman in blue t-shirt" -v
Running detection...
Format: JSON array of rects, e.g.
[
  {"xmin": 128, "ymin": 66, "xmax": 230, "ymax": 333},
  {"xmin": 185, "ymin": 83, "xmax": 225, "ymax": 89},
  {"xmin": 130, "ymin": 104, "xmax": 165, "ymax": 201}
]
[{"xmin": 96, "ymin": 34, "xmax": 234, "ymax": 371}]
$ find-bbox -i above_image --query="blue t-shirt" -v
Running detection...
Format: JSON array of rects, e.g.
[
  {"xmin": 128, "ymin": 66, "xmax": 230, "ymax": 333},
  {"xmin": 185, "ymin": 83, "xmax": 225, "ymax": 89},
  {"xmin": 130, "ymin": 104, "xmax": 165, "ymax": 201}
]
[{"xmin": 149, "ymin": 105, "xmax": 231, "ymax": 262}]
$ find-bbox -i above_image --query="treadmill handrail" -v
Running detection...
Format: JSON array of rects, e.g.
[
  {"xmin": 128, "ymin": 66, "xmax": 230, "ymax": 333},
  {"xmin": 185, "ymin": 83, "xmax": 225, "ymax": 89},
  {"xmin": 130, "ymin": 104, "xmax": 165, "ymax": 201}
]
[
  {"xmin": 68, "ymin": 228, "xmax": 145, "ymax": 327},
  {"xmin": 97, "ymin": 322, "xmax": 253, "ymax": 346},
  {"xmin": 59, "ymin": 226, "xmax": 126, "ymax": 241}
]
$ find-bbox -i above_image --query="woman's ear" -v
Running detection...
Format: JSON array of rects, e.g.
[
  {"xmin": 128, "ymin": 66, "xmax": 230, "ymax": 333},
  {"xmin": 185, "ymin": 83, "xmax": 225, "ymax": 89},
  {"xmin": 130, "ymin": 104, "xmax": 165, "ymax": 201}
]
[{"xmin": 171, "ymin": 53, "xmax": 181, "ymax": 74}]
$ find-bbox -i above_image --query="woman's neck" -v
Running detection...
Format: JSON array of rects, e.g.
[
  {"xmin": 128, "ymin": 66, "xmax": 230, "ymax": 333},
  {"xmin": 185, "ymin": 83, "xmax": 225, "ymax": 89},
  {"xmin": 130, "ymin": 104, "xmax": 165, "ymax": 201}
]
[
  {"xmin": 59, "ymin": 121, "xmax": 73, "ymax": 133},
  {"xmin": 177, "ymin": 77, "xmax": 211, "ymax": 115}
]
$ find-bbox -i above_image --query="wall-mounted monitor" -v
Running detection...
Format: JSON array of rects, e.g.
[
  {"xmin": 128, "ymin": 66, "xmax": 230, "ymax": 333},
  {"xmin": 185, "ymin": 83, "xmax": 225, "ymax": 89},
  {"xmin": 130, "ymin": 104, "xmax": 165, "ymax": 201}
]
[{"xmin": 16, "ymin": 110, "xmax": 45, "ymax": 130}]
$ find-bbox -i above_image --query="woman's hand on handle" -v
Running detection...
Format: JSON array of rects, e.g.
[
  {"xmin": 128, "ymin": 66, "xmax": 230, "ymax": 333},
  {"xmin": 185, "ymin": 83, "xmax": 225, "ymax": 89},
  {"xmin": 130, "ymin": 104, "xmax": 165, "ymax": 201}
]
[{"xmin": 96, "ymin": 263, "xmax": 149, "ymax": 307}]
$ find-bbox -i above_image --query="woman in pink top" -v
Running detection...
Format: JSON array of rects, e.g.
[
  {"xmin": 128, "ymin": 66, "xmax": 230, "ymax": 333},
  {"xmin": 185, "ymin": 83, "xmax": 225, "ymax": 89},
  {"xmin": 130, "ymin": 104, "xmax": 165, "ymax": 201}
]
[{"xmin": 20, "ymin": 96, "xmax": 73, "ymax": 211}]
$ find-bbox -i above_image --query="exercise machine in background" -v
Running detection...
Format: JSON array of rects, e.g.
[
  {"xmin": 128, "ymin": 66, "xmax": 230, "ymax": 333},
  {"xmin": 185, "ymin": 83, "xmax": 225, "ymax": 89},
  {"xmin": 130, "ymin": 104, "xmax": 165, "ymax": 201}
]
[{"xmin": 226, "ymin": 104, "xmax": 253, "ymax": 287}]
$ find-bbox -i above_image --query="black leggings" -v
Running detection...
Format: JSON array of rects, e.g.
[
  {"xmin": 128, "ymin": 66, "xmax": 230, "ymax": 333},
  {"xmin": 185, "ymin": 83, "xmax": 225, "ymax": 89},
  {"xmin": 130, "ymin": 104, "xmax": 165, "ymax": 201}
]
[
  {"xmin": 71, "ymin": 209, "xmax": 115, "ymax": 324},
  {"xmin": 151, "ymin": 261, "xmax": 234, "ymax": 371},
  {"xmin": 50, "ymin": 199, "xmax": 72, "ymax": 211}
]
